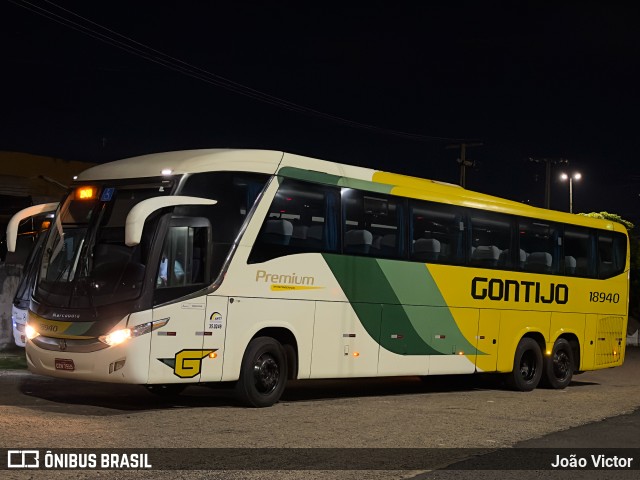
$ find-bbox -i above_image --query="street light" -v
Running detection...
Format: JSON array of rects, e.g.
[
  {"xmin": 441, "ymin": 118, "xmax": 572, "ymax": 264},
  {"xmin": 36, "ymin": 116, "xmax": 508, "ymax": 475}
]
[{"xmin": 560, "ymin": 172, "xmax": 581, "ymax": 213}]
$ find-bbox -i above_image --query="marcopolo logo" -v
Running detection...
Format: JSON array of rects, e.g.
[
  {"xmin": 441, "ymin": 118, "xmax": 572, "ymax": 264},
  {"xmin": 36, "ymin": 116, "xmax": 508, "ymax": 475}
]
[{"xmin": 471, "ymin": 277, "xmax": 569, "ymax": 305}]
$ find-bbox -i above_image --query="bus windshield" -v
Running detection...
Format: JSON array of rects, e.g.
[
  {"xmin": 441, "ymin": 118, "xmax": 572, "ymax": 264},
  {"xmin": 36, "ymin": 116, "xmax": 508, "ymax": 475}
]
[{"xmin": 35, "ymin": 183, "xmax": 172, "ymax": 308}]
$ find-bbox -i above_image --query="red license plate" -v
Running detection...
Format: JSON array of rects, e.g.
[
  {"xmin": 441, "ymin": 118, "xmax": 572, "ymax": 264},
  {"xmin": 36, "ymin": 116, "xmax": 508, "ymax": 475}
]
[{"xmin": 55, "ymin": 358, "xmax": 75, "ymax": 371}]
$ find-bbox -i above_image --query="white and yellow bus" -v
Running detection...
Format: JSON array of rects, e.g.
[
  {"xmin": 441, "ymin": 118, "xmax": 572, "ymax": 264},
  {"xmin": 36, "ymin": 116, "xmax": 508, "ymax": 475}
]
[{"xmin": 7, "ymin": 150, "xmax": 629, "ymax": 407}]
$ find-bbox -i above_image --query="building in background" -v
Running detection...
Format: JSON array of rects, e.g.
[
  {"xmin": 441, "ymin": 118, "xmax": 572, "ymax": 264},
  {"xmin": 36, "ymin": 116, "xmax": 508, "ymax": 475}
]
[{"xmin": 0, "ymin": 152, "xmax": 96, "ymax": 349}]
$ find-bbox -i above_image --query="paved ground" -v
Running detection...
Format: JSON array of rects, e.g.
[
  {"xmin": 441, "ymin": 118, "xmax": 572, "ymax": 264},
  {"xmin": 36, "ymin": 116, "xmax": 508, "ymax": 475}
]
[{"xmin": 1, "ymin": 348, "xmax": 639, "ymax": 479}]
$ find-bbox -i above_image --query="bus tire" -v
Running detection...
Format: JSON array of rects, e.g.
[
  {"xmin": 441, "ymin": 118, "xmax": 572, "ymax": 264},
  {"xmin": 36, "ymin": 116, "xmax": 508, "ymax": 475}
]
[
  {"xmin": 236, "ymin": 336, "xmax": 288, "ymax": 408},
  {"xmin": 506, "ymin": 337, "xmax": 543, "ymax": 391},
  {"xmin": 542, "ymin": 338, "xmax": 574, "ymax": 389}
]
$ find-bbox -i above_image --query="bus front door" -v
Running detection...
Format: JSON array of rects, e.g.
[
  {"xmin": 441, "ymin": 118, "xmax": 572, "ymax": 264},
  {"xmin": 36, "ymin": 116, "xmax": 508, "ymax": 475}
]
[{"xmin": 147, "ymin": 219, "xmax": 214, "ymax": 385}]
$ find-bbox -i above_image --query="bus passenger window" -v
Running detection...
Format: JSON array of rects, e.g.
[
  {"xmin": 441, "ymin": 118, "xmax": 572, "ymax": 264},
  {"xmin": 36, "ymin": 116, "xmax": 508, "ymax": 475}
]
[
  {"xmin": 598, "ymin": 232, "xmax": 627, "ymax": 279},
  {"xmin": 519, "ymin": 219, "xmax": 559, "ymax": 274},
  {"xmin": 410, "ymin": 201, "xmax": 464, "ymax": 264},
  {"xmin": 563, "ymin": 227, "xmax": 594, "ymax": 277},
  {"xmin": 469, "ymin": 212, "xmax": 513, "ymax": 269},
  {"xmin": 342, "ymin": 189, "xmax": 404, "ymax": 259},
  {"xmin": 248, "ymin": 179, "xmax": 339, "ymax": 263}
]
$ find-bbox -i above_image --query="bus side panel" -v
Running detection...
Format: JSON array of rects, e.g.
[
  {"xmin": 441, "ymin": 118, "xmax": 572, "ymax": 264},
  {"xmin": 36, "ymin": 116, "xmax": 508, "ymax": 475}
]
[
  {"xmin": 427, "ymin": 307, "xmax": 478, "ymax": 375},
  {"xmin": 549, "ymin": 311, "xmax": 585, "ymax": 351},
  {"xmin": 378, "ymin": 304, "xmax": 428, "ymax": 376},
  {"xmin": 221, "ymin": 297, "xmax": 315, "ymax": 382},
  {"xmin": 310, "ymin": 301, "xmax": 380, "ymax": 378},
  {"xmin": 582, "ymin": 313, "xmax": 598, "ymax": 370},
  {"xmin": 148, "ymin": 299, "xmax": 206, "ymax": 385},
  {"xmin": 496, "ymin": 310, "xmax": 550, "ymax": 373},
  {"xmin": 476, "ymin": 309, "xmax": 500, "ymax": 372},
  {"xmin": 199, "ymin": 295, "xmax": 229, "ymax": 382}
]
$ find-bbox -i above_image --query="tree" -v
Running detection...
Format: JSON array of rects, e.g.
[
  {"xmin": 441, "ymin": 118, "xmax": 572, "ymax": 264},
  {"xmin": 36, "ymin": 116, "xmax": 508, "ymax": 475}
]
[{"xmin": 577, "ymin": 211, "xmax": 634, "ymax": 231}]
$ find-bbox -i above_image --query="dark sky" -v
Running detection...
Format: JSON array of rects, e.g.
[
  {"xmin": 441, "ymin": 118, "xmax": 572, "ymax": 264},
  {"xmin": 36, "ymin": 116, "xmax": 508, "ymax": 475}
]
[{"xmin": 1, "ymin": 1, "xmax": 639, "ymax": 221}]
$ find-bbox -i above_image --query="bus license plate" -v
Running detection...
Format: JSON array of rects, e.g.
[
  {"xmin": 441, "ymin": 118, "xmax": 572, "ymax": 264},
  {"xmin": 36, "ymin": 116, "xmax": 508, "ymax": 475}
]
[{"xmin": 55, "ymin": 358, "xmax": 75, "ymax": 371}]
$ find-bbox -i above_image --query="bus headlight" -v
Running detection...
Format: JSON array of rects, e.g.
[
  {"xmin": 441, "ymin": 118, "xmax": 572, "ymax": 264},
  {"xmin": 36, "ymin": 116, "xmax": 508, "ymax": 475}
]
[
  {"xmin": 25, "ymin": 324, "xmax": 40, "ymax": 340},
  {"xmin": 100, "ymin": 328, "xmax": 132, "ymax": 346},
  {"xmin": 99, "ymin": 318, "xmax": 170, "ymax": 346}
]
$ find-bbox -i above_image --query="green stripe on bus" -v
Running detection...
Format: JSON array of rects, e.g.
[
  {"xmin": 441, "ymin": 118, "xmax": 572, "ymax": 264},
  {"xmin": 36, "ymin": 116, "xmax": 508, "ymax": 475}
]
[
  {"xmin": 278, "ymin": 167, "xmax": 394, "ymax": 194},
  {"xmin": 322, "ymin": 254, "xmax": 480, "ymax": 356}
]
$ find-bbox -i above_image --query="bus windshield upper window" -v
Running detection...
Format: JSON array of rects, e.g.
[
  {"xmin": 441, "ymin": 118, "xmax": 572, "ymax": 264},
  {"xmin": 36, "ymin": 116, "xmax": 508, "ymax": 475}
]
[{"xmin": 36, "ymin": 184, "xmax": 171, "ymax": 308}]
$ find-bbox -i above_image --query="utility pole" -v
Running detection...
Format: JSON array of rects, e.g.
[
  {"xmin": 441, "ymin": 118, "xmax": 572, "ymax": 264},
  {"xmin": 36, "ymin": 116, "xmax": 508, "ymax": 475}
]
[
  {"xmin": 528, "ymin": 157, "xmax": 568, "ymax": 209},
  {"xmin": 446, "ymin": 143, "xmax": 483, "ymax": 188}
]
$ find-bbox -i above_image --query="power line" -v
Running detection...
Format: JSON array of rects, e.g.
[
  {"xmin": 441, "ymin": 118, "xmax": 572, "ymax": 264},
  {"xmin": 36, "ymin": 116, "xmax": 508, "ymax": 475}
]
[{"xmin": 8, "ymin": 0, "xmax": 476, "ymax": 143}]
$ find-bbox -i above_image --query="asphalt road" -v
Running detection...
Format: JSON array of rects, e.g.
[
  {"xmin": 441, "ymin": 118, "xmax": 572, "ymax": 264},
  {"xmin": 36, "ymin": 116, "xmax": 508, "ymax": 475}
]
[{"xmin": 1, "ymin": 348, "xmax": 640, "ymax": 480}]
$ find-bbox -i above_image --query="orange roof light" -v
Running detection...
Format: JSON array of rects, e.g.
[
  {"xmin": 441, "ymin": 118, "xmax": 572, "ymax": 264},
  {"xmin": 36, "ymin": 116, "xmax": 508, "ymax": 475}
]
[{"xmin": 76, "ymin": 186, "xmax": 97, "ymax": 200}]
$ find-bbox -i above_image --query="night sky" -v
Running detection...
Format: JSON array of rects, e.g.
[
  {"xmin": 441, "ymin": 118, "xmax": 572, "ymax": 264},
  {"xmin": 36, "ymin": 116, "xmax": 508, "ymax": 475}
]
[{"xmin": 1, "ymin": 1, "xmax": 639, "ymax": 222}]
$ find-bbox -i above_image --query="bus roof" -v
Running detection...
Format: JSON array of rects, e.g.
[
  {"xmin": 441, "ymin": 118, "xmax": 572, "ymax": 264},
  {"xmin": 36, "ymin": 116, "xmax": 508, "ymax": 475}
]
[{"xmin": 76, "ymin": 149, "xmax": 625, "ymax": 234}]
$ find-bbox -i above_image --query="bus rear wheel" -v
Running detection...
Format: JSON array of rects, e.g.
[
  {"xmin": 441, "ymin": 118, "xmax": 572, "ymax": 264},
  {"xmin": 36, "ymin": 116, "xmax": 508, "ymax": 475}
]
[
  {"xmin": 506, "ymin": 337, "xmax": 543, "ymax": 391},
  {"xmin": 236, "ymin": 336, "xmax": 288, "ymax": 408},
  {"xmin": 542, "ymin": 338, "xmax": 574, "ymax": 389}
]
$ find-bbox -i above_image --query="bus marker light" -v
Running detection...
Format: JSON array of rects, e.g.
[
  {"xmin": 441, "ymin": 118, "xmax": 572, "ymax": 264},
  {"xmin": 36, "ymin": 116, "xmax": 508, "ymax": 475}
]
[
  {"xmin": 353, "ymin": 352, "xmax": 360, "ymax": 357},
  {"xmin": 458, "ymin": 351, "xmax": 464, "ymax": 356},
  {"xmin": 546, "ymin": 350, "xmax": 552, "ymax": 356},
  {"xmin": 209, "ymin": 352, "xmax": 218, "ymax": 359},
  {"xmin": 161, "ymin": 169, "xmax": 173, "ymax": 175}
]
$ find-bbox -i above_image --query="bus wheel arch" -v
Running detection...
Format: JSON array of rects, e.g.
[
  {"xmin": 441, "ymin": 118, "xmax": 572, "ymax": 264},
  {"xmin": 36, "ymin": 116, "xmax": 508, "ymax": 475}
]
[
  {"xmin": 542, "ymin": 335, "xmax": 577, "ymax": 389},
  {"xmin": 506, "ymin": 334, "xmax": 544, "ymax": 391},
  {"xmin": 235, "ymin": 328, "xmax": 297, "ymax": 408},
  {"xmin": 251, "ymin": 327, "xmax": 299, "ymax": 381}
]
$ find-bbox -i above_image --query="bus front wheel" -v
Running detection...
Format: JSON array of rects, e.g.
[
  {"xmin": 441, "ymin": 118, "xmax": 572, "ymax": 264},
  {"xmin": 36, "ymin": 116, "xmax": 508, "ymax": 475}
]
[
  {"xmin": 236, "ymin": 336, "xmax": 288, "ymax": 408},
  {"xmin": 542, "ymin": 338, "xmax": 574, "ymax": 389},
  {"xmin": 506, "ymin": 337, "xmax": 543, "ymax": 391}
]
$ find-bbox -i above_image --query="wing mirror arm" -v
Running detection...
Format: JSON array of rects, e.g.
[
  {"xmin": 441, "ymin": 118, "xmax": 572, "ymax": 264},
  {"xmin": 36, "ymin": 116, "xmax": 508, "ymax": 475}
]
[
  {"xmin": 124, "ymin": 196, "xmax": 216, "ymax": 247},
  {"xmin": 6, "ymin": 203, "xmax": 59, "ymax": 252}
]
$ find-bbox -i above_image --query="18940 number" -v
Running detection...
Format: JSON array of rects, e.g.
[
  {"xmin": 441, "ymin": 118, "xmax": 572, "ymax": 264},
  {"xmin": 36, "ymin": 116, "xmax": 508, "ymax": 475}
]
[{"xmin": 589, "ymin": 291, "xmax": 620, "ymax": 303}]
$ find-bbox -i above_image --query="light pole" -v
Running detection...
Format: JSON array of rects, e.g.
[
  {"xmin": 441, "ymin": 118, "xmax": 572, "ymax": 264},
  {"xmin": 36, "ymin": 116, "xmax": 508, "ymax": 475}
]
[{"xmin": 560, "ymin": 172, "xmax": 581, "ymax": 213}]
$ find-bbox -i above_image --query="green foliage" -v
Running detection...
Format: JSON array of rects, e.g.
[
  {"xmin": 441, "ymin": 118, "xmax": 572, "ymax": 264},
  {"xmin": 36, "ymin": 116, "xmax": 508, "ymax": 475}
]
[{"xmin": 577, "ymin": 211, "xmax": 634, "ymax": 231}]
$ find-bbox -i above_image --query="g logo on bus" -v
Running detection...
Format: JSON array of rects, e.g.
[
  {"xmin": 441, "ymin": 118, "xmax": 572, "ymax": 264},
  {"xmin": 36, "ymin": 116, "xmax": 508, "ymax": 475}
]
[{"xmin": 158, "ymin": 349, "xmax": 217, "ymax": 378}]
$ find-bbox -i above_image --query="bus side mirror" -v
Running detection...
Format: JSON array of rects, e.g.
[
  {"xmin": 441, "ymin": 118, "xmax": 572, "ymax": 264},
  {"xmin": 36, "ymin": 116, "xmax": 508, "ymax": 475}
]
[
  {"xmin": 6, "ymin": 203, "xmax": 59, "ymax": 252},
  {"xmin": 125, "ymin": 196, "xmax": 216, "ymax": 247}
]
